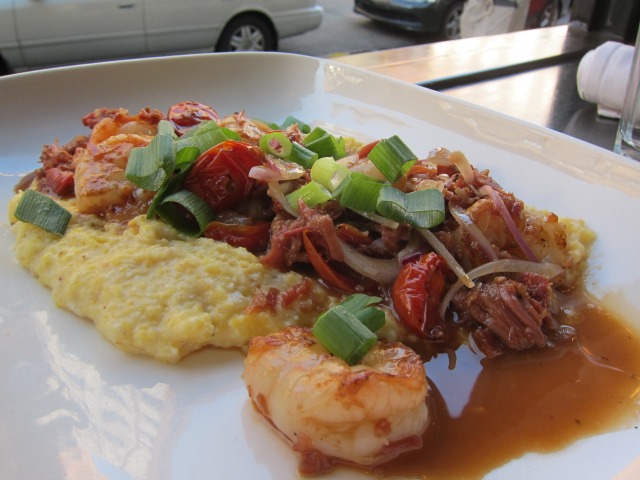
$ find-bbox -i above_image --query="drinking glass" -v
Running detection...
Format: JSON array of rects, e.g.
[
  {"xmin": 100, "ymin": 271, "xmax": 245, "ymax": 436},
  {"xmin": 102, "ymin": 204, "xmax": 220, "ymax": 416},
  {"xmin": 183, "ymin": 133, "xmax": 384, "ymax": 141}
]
[{"xmin": 615, "ymin": 27, "xmax": 640, "ymax": 161}]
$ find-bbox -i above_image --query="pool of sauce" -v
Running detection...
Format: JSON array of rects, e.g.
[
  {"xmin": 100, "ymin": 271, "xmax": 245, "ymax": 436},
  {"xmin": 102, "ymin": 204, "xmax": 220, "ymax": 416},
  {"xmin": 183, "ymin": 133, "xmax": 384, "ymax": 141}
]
[{"xmin": 372, "ymin": 300, "xmax": 640, "ymax": 479}]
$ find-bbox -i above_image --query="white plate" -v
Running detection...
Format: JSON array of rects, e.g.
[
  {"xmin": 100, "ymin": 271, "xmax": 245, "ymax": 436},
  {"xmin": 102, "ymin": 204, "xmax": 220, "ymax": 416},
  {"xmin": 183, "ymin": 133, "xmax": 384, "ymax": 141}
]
[{"xmin": 1, "ymin": 53, "xmax": 639, "ymax": 480}]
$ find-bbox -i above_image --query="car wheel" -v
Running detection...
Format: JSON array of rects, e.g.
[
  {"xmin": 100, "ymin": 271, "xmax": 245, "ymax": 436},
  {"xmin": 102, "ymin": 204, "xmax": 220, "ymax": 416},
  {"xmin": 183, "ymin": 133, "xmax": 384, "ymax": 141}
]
[
  {"xmin": 216, "ymin": 15, "xmax": 276, "ymax": 52},
  {"xmin": 0, "ymin": 56, "xmax": 11, "ymax": 76},
  {"xmin": 441, "ymin": 2, "xmax": 464, "ymax": 40}
]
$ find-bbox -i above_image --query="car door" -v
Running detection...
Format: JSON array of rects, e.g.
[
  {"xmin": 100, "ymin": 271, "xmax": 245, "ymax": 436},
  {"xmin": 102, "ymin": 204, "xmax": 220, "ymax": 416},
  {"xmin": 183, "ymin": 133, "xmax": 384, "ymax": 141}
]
[
  {"xmin": 142, "ymin": 0, "xmax": 232, "ymax": 53},
  {"xmin": 13, "ymin": 0, "xmax": 145, "ymax": 68}
]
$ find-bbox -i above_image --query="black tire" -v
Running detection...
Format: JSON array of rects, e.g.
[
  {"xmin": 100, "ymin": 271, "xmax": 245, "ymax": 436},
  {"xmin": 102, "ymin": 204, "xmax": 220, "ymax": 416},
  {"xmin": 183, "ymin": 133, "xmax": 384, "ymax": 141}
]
[
  {"xmin": 216, "ymin": 15, "xmax": 277, "ymax": 52},
  {"xmin": 441, "ymin": 2, "xmax": 464, "ymax": 40},
  {"xmin": 0, "ymin": 56, "xmax": 12, "ymax": 76}
]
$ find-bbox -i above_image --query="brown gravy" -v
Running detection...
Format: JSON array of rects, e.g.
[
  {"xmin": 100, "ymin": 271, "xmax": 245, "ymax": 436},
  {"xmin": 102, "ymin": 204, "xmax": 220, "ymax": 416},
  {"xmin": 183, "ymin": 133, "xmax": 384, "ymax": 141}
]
[{"xmin": 370, "ymin": 300, "xmax": 640, "ymax": 479}]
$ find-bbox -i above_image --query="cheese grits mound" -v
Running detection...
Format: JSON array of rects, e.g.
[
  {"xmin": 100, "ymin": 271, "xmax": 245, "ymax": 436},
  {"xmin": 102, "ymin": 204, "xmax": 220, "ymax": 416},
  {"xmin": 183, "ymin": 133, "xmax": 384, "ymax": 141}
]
[{"xmin": 9, "ymin": 195, "xmax": 334, "ymax": 363}]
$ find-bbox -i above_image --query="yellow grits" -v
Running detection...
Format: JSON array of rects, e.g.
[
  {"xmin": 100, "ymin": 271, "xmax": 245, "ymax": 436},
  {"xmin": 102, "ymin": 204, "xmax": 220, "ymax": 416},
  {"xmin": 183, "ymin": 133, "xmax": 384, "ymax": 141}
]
[{"xmin": 8, "ymin": 193, "xmax": 335, "ymax": 363}]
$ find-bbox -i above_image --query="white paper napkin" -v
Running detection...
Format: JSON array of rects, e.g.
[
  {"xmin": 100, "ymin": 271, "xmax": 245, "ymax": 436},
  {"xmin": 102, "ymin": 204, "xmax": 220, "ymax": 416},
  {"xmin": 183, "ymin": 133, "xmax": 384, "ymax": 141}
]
[{"xmin": 577, "ymin": 41, "xmax": 634, "ymax": 119}]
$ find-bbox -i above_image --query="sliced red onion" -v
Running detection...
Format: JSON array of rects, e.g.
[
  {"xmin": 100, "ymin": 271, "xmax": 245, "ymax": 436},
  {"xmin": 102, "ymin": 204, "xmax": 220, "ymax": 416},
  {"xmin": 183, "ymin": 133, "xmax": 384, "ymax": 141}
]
[
  {"xmin": 449, "ymin": 205, "xmax": 498, "ymax": 261},
  {"xmin": 439, "ymin": 259, "xmax": 564, "ymax": 320},
  {"xmin": 426, "ymin": 147, "xmax": 452, "ymax": 166},
  {"xmin": 267, "ymin": 181, "xmax": 298, "ymax": 217},
  {"xmin": 418, "ymin": 227, "xmax": 474, "ymax": 288},
  {"xmin": 397, "ymin": 232, "xmax": 428, "ymax": 265},
  {"xmin": 249, "ymin": 157, "xmax": 305, "ymax": 182},
  {"xmin": 480, "ymin": 185, "xmax": 538, "ymax": 263},
  {"xmin": 338, "ymin": 239, "xmax": 400, "ymax": 285},
  {"xmin": 338, "ymin": 154, "xmax": 387, "ymax": 181},
  {"xmin": 449, "ymin": 150, "xmax": 476, "ymax": 186}
]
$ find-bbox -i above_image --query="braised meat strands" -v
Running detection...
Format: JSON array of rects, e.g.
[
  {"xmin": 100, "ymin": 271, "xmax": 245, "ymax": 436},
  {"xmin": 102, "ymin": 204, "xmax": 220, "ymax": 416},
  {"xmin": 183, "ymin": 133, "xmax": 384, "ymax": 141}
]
[
  {"xmin": 16, "ymin": 101, "xmax": 588, "ymax": 358},
  {"xmin": 13, "ymin": 100, "xmax": 617, "ymax": 477}
]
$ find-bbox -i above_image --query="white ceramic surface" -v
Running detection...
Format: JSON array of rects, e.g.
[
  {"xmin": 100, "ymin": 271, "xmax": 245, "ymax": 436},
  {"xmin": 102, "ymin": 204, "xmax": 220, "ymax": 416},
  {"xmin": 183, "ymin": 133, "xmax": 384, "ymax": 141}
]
[{"xmin": 1, "ymin": 52, "xmax": 639, "ymax": 480}]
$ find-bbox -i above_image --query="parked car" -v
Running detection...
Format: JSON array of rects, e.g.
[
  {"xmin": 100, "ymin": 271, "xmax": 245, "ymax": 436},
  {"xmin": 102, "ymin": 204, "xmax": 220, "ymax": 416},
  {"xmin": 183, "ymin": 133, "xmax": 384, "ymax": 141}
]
[
  {"xmin": 0, "ymin": 0, "xmax": 323, "ymax": 74},
  {"xmin": 354, "ymin": 0, "xmax": 465, "ymax": 40},
  {"xmin": 526, "ymin": 0, "xmax": 560, "ymax": 29},
  {"xmin": 354, "ymin": 0, "xmax": 563, "ymax": 41}
]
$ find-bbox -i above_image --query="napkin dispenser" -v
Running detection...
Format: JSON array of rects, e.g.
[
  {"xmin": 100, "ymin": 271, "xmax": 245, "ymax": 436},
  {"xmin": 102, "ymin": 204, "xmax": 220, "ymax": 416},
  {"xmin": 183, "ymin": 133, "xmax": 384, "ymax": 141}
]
[{"xmin": 577, "ymin": 41, "xmax": 634, "ymax": 119}]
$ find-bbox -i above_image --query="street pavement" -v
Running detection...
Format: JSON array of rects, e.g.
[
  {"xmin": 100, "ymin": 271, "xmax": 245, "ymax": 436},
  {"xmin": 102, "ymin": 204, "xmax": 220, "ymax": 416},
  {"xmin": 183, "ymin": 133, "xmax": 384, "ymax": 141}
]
[{"xmin": 279, "ymin": 0, "xmax": 441, "ymax": 58}]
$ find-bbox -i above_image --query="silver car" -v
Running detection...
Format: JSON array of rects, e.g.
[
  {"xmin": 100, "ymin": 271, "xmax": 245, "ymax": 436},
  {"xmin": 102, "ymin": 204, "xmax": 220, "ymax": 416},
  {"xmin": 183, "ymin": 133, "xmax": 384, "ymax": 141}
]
[{"xmin": 0, "ymin": 0, "xmax": 323, "ymax": 73}]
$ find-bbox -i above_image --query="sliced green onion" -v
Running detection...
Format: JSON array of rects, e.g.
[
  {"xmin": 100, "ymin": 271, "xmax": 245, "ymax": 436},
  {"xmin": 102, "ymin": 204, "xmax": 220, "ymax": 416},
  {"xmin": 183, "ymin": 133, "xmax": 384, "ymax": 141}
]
[
  {"xmin": 259, "ymin": 132, "xmax": 293, "ymax": 158},
  {"xmin": 340, "ymin": 294, "xmax": 385, "ymax": 332},
  {"xmin": 126, "ymin": 134, "xmax": 175, "ymax": 191},
  {"xmin": 376, "ymin": 186, "xmax": 445, "ymax": 229},
  {"xmin": 287, "ymin": 142, "xmax": 318, "ymax": 169},
  {"xmin": 303, "ymin": 127, "xmax": 346, "ymax": 159},
  {"xmin": 176, "ymin": 120, "xmax": 238, "ymax": 148},
  {"xmin": 154, "ymin": 190, "xmax": 214, "ymax": 236},
  {"xmin": 178, "ymin": 120, "xmax": 217, "ymax": 140},
  {"xmin": 312, "ymin": 305, "xmax": 377, "ymax": 366},
  {"xmin": 157, "ymin": 119, "xmax": 178, "ymax": 138},
  {"xmin": 14, "ymin": 189, "xmax": 71, "ymax": 236},
  {"xmin": 310, "ymin": 157, "xmax": 349, "ymax": 192},
  {"xmin": 176, "ymin": 126, "xmax": 239, "ymax": 153},
  {"xmin": 280, "ymin": 115, "xmax": 311, "ymax": 133},
  {"xmin": 147, "ymin": 160, "xmax": 195, "ymax": 219},
  {"xmin": 368, "ymin": 135, "xmax": 417, "ymax": 182},
  {"xmin": 339, "ymin": 172, "xmax": 383, "ymax": 212},
  {"xmin": 354, "ymin": 307, "xmax": 385, "ymax": 333},
  {"xmin": 340, "ymin": 293, "xmax": 383, "ymax": 312},
  {"xmin": 175, "ymin": 145, "xmax": 200, "ymax": 169},
  {"xmin": 285, "ymin": 181, "xmax": 332, "ymax": 213}
]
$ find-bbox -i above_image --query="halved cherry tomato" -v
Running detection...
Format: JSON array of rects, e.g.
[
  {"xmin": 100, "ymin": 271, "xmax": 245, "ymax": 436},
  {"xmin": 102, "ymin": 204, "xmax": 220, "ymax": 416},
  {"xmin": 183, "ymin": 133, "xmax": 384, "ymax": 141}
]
[
  {"xmin": 302, "ymin": 231, "xmax": 358, "ymax": 293},
  {"xmin": 167, "ymin": 101, "xmax": 220, "ymax": 135},
  {"xmin": 358, "ymin": 140, "xmax": 379, "ymax": 159},
  {"xmin": 204, "ymin": 221, "xmax": 271, "ymax": 254},
  {"xmin": 391, "ymin": 252, "xmax": 446, "ymax": 340},
  {"xmin": 183, "ymin": 140, "xmax": 264, "ymax": 212}
]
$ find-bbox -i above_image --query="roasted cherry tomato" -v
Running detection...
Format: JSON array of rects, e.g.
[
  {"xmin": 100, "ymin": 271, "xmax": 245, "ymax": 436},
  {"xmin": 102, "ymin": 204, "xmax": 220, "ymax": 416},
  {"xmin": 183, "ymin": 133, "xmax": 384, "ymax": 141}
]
[
  {"xmin": 358, "ymin": 140, "xmax": 379, "ymax": 159},
  {"xmin": 183, "ymin": 141, "xmax": 264, "ymax": 212},
  {"xmin": 391, "ymin": 252, "xmax": 447, "ymax": 340},
  {"xmin": 167, "ymin": 101, "xmax": 220, "ymax": 135},
  {"xmin": 204, "ymin": 221, "xmax": 271, "ymax": 254}
]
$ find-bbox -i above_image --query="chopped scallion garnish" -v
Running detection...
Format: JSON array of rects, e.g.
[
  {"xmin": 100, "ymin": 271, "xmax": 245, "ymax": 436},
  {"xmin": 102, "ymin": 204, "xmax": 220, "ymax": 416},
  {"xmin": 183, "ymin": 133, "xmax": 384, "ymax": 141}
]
[
  {"xmin": 14, "ymin": 189, "xmax": 71, "ymax": 236},
  {"xmin": 376, "ymin": 186, "xmax": 445, "ymax": 229},
  {"xmin": 367, "ymin": 135, "xmax": 417, "ymax": 182},
  {"xmin": 310, "ymin": 157, "xmax": 349, "ymax": 192},
  {"xmin": 303, "ymin": 127, "xmax": 346, "ymax": 159},
  {"xmin": 280, "ymin": 115, "xmax": 311, "ymax": 133},
  {"xmin": 259, "ymin": 132, "xmax": 293, "ymax": 158},
  {"xmin": 339, "ymin": 172, "xmax": 383, "ymax": 212},
  {"xmin": 313, "ymin": 306, "xmax": 376, "ymax": 365},
  {"xmin": 176, "ymin": 126, "xmax": 239, "ymax": 154},
  {"xmin": 154, "ymin": 190, "xmax": 214, "ymax": 236},
  {"xmin": 285, "ymin": 181, "xmax": 332, "ymax": 213},
  {"xmin": 287, "ymin": 142, "xmax": 318, "ymax": 169},
  {"xmin": 312, "ymin": 294, "xmax": 385, "ymax": 365},
  {"xmin": 157, "ymin": 119, "xmax": 178, "ymax": 138},
  {"xmin": 126, "ymin": 134, "xmax": 175, "ymax": 191}
]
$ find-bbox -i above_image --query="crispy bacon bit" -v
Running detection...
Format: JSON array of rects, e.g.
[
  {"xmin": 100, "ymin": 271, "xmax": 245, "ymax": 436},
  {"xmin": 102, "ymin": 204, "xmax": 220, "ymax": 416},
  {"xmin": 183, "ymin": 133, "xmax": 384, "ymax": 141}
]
[
  {"xmin": 44, "ymin": 168, "xmax": 75, "ymax": 196},
  {"xmin": 246, "ymin": 279, "xmax": 315, "ymax": 314}
]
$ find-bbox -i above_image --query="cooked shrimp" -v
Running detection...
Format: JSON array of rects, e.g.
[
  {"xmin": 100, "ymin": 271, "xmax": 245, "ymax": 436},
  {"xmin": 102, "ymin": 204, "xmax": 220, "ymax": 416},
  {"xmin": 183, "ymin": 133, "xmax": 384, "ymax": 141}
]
[
  {"xmin": 86, "ymin": 107, "xmax": 162, "ymax": 145},
  {"xmin": 74, "ymin": 134, "xmax": 155, "ymax": 221},
  {"xmin": 243, "ymin": 326, "xmax": 429, "ymax": 475}
]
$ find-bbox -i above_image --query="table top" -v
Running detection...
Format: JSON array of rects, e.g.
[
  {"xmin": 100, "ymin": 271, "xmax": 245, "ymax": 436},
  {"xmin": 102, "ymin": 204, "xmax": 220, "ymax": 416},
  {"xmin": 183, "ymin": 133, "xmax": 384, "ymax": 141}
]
[{"xmin": 336, "ymin": 25, "xmax": 620, "ymax": 151}]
